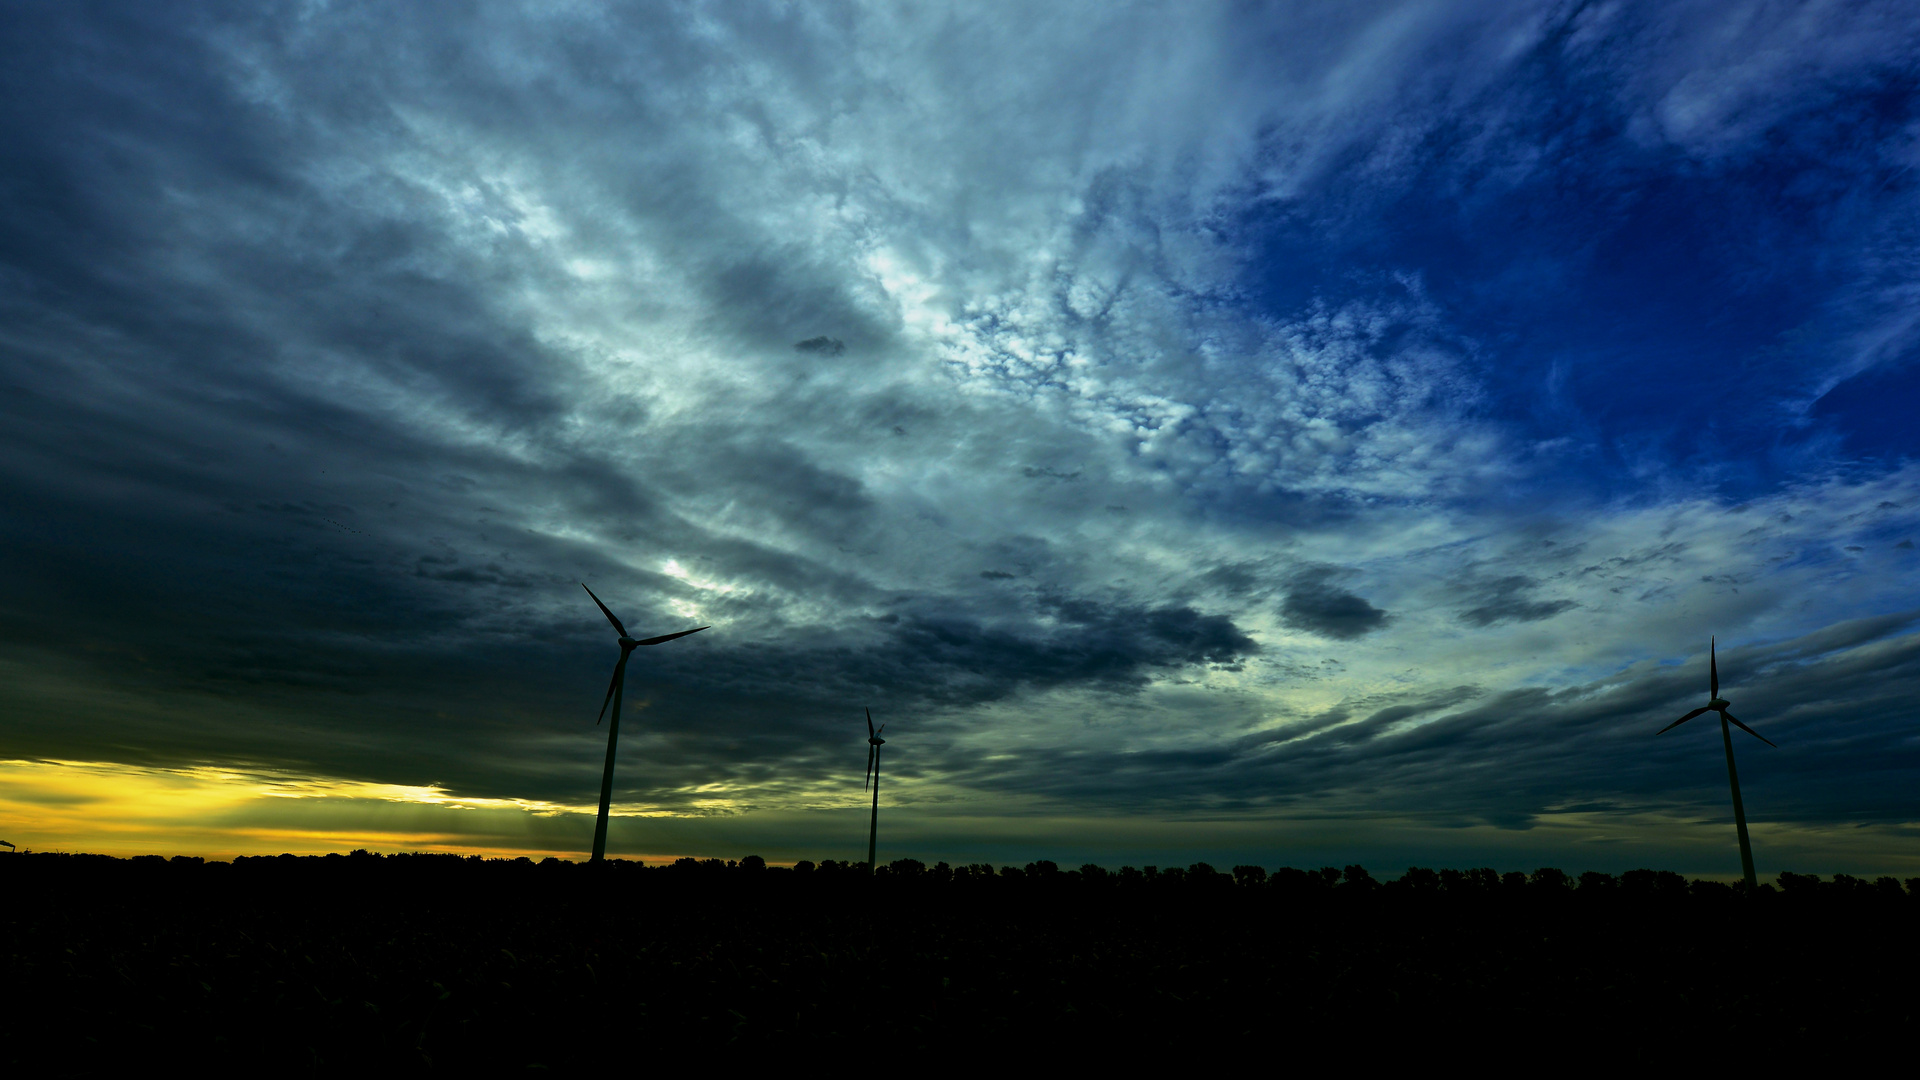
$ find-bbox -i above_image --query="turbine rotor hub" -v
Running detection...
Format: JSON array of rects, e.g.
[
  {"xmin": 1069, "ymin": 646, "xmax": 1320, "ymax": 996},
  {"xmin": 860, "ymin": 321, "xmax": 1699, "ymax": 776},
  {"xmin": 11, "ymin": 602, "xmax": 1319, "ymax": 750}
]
[
  {"xmin": 869, "ymin": 737, "xmax": 885, "ymax": 745},
  {"xmin": 1710, "ymin": 697, "xmax": 1731, "ymax": 710}
]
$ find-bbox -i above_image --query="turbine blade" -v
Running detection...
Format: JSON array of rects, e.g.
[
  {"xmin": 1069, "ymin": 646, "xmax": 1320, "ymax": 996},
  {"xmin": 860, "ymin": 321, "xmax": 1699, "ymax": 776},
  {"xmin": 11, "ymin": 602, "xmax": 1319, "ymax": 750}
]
[
  {"xmin": 631, "ymin": 626, "xmax": 709, "ymax": 647},
  {"xmin": 1657, "ymin": 706, "xmax": 1712, "ymax": 735},
  {"xmin": 867, "ymin": 708, "xmax": 875, "ymax": 738},
  {"xmin": 865, "ymin": 746, "xmax": 874, "ymax": 791},
  {"xmin": 596, "ymin": 657, "xmax": 627, "ymax": 725},
  {"xmin": 581, "ymin": 583, "xmax": 629, "ymax": 638},
  {"xmin": 1710, "ymin": 636, "xmax": 1719, "ymax": 699},
  {"xmin": 1722, "ymin": 712, "xmax": 1776, "ymax": 748}
]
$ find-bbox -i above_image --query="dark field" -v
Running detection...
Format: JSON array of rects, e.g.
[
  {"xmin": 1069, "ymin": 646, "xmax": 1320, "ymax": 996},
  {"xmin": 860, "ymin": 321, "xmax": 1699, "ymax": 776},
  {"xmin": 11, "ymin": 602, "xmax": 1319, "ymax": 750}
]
[{"xmin": 3, "ymin": 852, "xmax": 1915, "ymax": 1069}]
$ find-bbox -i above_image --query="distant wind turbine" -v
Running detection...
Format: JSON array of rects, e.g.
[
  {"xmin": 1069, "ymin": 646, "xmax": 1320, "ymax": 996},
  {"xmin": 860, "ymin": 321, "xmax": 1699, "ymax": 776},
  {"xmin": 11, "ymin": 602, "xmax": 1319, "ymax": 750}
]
[
  {"xmin": 581, "ymin": 583, "xmax": 707, "ymax": 863},
  {"xmin": 1656, "ymin": 636, "xmax": 1777, "ymax": 888},
  {"xmin": 863, "ymin": 708, "xmax": 886, "ymax": 874}
]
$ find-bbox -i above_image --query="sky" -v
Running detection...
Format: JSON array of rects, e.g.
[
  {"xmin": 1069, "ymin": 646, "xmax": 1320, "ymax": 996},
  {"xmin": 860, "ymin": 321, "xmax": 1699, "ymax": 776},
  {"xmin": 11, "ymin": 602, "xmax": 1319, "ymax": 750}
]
[{"xmin": 2, "ymin": 0, "xmax": 1918, "ymax": 875}]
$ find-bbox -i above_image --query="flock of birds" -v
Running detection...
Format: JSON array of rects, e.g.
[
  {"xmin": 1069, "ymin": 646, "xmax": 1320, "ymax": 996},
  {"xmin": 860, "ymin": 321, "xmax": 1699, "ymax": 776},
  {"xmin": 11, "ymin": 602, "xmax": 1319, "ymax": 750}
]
[{"xmin": 579, "ymin": 585, "xmax": 1780, "ymax": 885}]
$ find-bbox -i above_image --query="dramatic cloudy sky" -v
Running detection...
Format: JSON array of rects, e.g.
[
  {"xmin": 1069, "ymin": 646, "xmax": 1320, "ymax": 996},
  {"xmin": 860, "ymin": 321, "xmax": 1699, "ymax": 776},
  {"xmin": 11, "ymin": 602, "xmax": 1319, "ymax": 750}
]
[{"xmin": 4, "ymin": 1, "xmax": 1918, "ymax": 874}]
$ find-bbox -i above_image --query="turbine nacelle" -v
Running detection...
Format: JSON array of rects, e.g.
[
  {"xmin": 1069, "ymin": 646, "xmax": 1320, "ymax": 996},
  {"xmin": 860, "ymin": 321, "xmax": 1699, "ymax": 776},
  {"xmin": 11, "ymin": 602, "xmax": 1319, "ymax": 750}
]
[
  {"xmin": 863, "ymin": 708, "xmax": 888, "ymax": 792},
  {"xmin": 1654, "ymin": 637, "xmax": 1775, "ymax": 747},
  {"xmin": 581, "ymin": 583, "xmax": 709, "ymax": 726}
]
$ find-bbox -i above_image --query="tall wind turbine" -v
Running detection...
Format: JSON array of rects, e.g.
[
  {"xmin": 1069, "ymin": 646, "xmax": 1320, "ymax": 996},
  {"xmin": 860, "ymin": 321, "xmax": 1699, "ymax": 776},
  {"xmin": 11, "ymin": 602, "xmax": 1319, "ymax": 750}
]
[
  {"xmin": 1656, "ymin": 636, "xmax": 1777, "ymax": 888},
  {"xmin": 581, "ymin": 583, "xmax": 707, "ymax": 863},
  {"xmin": 863, "ymin": 708, "xmax": 886, "ymax": 873}
]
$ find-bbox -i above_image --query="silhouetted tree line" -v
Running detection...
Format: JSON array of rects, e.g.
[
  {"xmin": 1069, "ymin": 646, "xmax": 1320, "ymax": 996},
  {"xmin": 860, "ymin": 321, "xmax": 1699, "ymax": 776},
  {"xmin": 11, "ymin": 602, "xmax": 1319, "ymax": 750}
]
[
  {"xmin": 37, "ymin": 849, "xmax": 1908, "ymax": 903},
  {"xmin": 2, "ymin": 851, "xmax": 1914, "ymax": 1068}
]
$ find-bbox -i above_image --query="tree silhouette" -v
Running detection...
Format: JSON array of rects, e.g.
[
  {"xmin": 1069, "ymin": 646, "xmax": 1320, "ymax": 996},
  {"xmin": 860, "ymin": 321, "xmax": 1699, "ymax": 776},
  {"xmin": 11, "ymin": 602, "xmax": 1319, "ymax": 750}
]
[{"xmin": 2, "ymin": 851, "xmax": 1912, "ymax": 1066}]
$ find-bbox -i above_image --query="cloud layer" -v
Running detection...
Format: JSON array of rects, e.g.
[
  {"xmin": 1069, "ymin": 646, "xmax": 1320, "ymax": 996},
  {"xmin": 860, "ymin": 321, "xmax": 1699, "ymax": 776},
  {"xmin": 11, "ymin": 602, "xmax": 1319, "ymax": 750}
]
[{"xmin": 2, "ymin": 2, "xmax": 1918, "ymax": 872}]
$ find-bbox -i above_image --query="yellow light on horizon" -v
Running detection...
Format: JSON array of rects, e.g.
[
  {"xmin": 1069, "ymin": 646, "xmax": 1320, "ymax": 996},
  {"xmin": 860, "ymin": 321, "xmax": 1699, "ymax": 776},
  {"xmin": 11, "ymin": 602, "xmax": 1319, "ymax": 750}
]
[{"xmin": 0, "ymin": 758, "xmax": 704, "ymax": 861}]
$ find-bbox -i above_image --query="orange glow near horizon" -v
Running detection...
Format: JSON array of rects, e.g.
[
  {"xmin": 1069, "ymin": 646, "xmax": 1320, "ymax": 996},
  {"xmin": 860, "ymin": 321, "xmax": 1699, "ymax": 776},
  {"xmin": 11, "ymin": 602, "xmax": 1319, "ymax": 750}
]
[
  {"xmin": 0, "ymin": 758, "xmax": 706, "ymax": 863},
  {"xmin": 7, "ymin": 758, "xmax": 1917, "ymax": 877}
]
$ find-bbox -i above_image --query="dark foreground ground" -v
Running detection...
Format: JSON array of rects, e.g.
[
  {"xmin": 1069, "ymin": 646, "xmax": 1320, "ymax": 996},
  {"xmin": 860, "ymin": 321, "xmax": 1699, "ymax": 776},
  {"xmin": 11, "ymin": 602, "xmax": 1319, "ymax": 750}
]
[{"xmin": 2, "ymin": 853, "xmax": 1915, "ymax": 1069}]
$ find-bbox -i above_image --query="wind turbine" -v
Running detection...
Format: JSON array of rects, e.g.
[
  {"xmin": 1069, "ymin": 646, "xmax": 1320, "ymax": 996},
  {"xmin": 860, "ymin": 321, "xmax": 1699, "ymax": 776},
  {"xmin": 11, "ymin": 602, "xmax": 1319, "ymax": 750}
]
[
  {"xmin": 1656, "ymin": 636, "xmax": 1776, "ymax": 888},
  {"xmin": 581, "ymin": 583, "xmax": 707, "ymax": 863},
  {"xmin": 863, "ymin": 708, "xmax": 886, "ymax": 874}
]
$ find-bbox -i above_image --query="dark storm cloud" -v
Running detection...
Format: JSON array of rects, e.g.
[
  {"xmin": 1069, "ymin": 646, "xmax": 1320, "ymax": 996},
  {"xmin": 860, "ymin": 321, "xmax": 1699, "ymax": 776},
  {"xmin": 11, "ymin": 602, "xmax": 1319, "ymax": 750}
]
[
  {"xmin": 634, "ymin": 596, "xmax": 1261, "ymax": 722},
  {"xmin": 0, "ymin": 382, "xmax": 1260, "ymax": 804},
  {"xmin": 705, "ymin": 259, "xmax": 891, "ymax": 358},
  {"xmin": 957, "ymin": 616, "xmax": 1920, "ymax": 831},
  {"xmin": 794, "ymin": 337, "xmax": 846, "ymax": 357},
  {"xmin": 1454, "ymin": 575, "xmax": 1578, "ymax": 627},
  {"xmin": 1278, "ymin": 565, "xmax": 1390, "ymax": 640}
]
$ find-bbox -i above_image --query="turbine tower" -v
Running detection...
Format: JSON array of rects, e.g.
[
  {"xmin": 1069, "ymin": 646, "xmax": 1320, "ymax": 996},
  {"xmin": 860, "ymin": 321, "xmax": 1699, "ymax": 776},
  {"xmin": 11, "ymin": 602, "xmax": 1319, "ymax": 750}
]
[
  {"xmin": 1656, "ymin": 636, "xmax": 1776, "ymax": 888},
  {"xmin": 863, "ymin": 708, "xmax": 886, "ymax": 874},
  {"xmin": 581, "ymin": 583, "xmax": 707, "ymax": 863}
]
